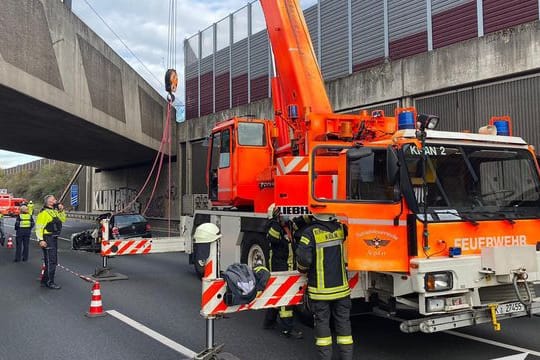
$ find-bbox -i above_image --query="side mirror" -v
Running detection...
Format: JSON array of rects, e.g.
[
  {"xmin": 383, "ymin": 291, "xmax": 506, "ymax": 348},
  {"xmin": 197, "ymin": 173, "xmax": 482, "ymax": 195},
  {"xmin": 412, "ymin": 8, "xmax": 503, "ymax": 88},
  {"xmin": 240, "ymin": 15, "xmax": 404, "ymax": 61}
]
[
  {"xmin": 387, "ymin": 146, "xmax": 400, "ymax": 185},
  {"xmin": 347, "ymin": 147, "xmax": 373, "ymax": 161}
]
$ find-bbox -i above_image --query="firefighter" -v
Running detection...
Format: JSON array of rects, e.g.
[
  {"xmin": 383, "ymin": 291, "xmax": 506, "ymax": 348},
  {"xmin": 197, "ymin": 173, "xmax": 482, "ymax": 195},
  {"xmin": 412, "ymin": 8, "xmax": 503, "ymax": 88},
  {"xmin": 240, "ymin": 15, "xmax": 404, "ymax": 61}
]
[
  {"xmin": 289, "ymin": 214, "xmax": 313, "ymax": 243},
  {"xmin": 296, "ymin": 213, "xmax": 353, "ymax": 360},
  {"xmin": 27, "ymin": 200, "xmax": 35, "ymax": 216},
  {"xmin": 14, "ymin": 205, "xmax": 34, "ymax": 262},
  {"xmin": 262, "ymin": 203, "xmax": 303, "ymax": 339},
  {"xmin": 35, "ymin": 195, "xmax": 66, "ymax": 289}
]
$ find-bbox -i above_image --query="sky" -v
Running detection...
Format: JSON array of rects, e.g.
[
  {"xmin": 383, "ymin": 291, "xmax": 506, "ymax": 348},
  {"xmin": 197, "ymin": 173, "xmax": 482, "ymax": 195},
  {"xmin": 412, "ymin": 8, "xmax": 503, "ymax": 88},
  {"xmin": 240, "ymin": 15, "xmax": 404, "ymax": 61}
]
[{"xmin": 1, "ymin": 0, "xmax": 318, "ymax": 169}]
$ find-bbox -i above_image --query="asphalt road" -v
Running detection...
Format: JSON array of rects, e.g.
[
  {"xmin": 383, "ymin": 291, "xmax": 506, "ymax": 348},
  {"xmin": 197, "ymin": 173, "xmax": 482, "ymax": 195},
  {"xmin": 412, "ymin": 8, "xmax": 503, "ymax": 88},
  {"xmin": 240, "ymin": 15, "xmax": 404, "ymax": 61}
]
[{"xmin": 0, "ymin": 217, "xmax": 539, "ymax": 360}]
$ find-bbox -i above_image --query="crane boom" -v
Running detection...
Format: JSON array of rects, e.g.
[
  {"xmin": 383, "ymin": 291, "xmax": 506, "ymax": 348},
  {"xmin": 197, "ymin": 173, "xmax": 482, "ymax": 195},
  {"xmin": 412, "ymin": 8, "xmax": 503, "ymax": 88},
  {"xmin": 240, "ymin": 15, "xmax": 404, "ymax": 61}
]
[{"xmin": 261, "ymin": 0, "xmax": 332, "ymax": 155}]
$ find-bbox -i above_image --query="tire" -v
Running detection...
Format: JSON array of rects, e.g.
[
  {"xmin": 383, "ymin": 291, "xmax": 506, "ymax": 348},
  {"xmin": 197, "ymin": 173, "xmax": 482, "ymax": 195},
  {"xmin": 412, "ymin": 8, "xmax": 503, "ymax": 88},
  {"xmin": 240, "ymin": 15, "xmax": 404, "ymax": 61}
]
[{"xmin": 240, "ymin": 235, "xmax": 269, "ymax": 268}]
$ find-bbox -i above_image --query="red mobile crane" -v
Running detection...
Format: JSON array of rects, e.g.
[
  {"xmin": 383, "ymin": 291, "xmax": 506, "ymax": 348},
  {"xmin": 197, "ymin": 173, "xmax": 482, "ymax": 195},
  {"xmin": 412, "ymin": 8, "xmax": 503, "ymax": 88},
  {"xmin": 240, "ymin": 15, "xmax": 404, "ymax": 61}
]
[{"xmin": 186, "ymin": 0, "xmax": 540, "ymax": 332}]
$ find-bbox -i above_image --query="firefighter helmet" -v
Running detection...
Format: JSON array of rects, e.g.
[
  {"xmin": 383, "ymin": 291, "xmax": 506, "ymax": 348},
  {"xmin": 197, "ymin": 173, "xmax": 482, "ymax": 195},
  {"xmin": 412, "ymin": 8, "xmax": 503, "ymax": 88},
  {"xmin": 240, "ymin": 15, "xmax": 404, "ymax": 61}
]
[
  {"xmin": 193, "ymin": 223, "xmax": 222, "ymax": 243},
  {"xmin": 267, "ymin": 203, "xmax": 281, "ymax": 219}
]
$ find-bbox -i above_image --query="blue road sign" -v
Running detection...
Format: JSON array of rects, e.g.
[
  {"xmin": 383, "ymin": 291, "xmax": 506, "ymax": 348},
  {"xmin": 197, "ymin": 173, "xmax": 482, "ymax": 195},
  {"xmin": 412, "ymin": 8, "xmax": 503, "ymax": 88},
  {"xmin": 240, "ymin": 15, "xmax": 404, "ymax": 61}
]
[{"xmin": 70, "ymin": 184, "xmax": 79, "ymax": 207}]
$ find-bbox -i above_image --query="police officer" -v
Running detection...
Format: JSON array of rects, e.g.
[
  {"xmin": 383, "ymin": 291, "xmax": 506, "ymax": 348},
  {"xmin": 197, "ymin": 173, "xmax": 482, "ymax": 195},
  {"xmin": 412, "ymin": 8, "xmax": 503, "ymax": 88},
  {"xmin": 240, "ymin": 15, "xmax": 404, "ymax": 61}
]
[
  {"xmin": 263, "ymin": 203, "xmax": 303, "ymax": 339},
  {"xmin": 35, "ymin": 195, "xmax": 66, "ymax": 289},
  {"xmin": 296, "ymin": 213, "xmax": 353, "ymax": 360},
  {"xmin": 14, "ymin": 205, "xmax": 34, "ymax": 262}
]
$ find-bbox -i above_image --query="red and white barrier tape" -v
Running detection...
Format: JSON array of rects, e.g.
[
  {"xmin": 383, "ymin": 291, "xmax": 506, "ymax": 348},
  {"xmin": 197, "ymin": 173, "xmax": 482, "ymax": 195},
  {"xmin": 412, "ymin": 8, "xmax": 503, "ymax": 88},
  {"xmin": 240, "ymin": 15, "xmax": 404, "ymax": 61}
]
[{"xmin": 57, "ymin": 263, "xmax": 96, "ymax": 283}]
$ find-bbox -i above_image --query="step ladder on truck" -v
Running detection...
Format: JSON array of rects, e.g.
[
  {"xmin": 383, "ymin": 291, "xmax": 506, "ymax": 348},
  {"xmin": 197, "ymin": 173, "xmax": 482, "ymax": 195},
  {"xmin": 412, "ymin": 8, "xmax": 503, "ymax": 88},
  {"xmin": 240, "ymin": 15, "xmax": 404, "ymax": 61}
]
[{"xmin": 180, "ymin": 0, "xmax": 540, "ymax": 334}]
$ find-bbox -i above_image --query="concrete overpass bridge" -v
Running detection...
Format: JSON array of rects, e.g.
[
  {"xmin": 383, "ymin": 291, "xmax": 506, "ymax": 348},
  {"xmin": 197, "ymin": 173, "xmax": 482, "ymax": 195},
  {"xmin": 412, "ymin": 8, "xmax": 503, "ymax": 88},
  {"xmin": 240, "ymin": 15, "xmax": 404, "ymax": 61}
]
[{"xmin": 0, "ymin": 0, "xmax": 174, "ymax": 170}]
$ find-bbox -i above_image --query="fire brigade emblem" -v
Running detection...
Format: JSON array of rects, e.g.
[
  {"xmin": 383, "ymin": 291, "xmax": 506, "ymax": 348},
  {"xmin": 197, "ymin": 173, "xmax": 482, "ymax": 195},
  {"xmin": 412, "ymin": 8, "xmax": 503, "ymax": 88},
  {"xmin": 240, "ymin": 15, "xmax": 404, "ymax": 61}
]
[{"xmin": 364, "ymin": 237, "xmax": 390, "ymax": 249}]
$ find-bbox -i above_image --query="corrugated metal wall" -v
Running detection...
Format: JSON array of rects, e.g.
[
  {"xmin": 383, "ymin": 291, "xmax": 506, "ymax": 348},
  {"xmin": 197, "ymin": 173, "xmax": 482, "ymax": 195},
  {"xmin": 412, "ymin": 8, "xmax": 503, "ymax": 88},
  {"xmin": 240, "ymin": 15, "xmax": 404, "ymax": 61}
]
[
  {"xmin": 320, "ymin": 0, "xmax": 349, "ymax": 80},
  {"xmin": 432, "ymin": 0, "xmax": 477, "ymax": 49},
  {"xmin": 215, "ymin": 47, "xmax": 230, "ymax": 112},
  {"xmin": 185, "ymin": 0, "xmax": 540, "ymax": 120},
  {"xmin": 351, "ymin": 0, "xmax": 385, "ymax": 71},
  {"xmin": 304, "ymin": 6, "xmax": 319, "ymax": 62},
  {"xmin": 483, "ymin": 0, "xmax": 538, "ymax": 34},
  {"xmin": 184, "ymin": 37, "xmax": 198, "ymax": 119},
  {"xmin": 415, "ymin": 75, "xmax": 540, "ymax": 148},
  {"xmin": 231, "ymin": 38, "xmax": 248, "ymax": 107},
  {"xmin": 250, "ymin": 30, "xmax": 269, "ymax": 102},
  {"xmin": 199, "ymin": 57, "xmax": 213, "ymax": 116},
  {"xmin": 389, "ymin": 0, "xmax": 427, "ymax": 59}
]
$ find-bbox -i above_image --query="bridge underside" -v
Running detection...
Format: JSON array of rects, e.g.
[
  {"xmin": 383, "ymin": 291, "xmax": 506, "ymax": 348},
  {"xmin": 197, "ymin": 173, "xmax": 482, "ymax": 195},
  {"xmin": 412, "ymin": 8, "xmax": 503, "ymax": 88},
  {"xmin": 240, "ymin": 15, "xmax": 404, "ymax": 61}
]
[{"xmin": 0, "ymin": 85, "xmax": 157, "ymax": 170}]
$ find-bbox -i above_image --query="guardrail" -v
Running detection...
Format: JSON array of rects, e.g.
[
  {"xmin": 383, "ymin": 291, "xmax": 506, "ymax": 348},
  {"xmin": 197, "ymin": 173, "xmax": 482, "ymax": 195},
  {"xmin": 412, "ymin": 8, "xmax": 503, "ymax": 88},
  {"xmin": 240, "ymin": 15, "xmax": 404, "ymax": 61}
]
[{"xmin": 66, "ymin": 211, "xmax": 181, "ymax": 234}]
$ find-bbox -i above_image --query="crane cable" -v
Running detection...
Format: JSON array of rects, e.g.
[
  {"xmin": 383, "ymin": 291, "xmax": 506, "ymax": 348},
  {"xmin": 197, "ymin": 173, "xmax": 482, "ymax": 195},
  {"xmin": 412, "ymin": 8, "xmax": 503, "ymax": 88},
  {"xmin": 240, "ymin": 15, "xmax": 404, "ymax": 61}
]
[
  {"xmin": 143, "ymin": 0, "xmax": 177, "ymax": 240},
  {"xmin": 115, "ymin": 0, "xmax": 177, "ymax": 216},
  {"xmin": 113, "ymin": 103, "xmax": 171, "ymax": 215}
]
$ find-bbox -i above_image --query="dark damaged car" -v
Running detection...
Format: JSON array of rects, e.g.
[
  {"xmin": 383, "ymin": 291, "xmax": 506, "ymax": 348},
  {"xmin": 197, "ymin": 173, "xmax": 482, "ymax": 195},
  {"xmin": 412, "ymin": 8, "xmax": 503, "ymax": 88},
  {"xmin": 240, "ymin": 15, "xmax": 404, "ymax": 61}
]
[{"xmin": 71, "ymin": 213, "xmax": 152, "ymax": 252}]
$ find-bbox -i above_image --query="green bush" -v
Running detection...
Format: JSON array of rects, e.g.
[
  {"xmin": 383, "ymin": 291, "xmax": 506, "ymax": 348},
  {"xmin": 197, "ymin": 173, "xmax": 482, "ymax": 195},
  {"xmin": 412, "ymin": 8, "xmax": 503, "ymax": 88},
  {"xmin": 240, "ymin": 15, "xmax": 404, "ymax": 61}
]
[{"xmin": 0, "ymin": 162, "xmax": 77, "ymax": 203}]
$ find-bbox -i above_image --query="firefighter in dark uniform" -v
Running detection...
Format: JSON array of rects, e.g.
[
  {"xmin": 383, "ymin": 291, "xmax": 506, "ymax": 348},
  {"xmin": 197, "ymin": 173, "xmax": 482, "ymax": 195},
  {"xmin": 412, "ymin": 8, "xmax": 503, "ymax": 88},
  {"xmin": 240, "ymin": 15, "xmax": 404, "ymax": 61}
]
[
  {"xmin": 262, "ymin": 203, "xmax": 303, "ymax": 339},
  {"xmin": 35, "ymin": 195, "xmax": 66, "ymax": 289},
  {"xmin": 296, "ymin": 213, "xmax": 353, "ymax": 360},
  {"xmin": 14, "ymin": 205, "xmax": 34, "ymax": 262},
  {"xmin": 290, "ymin": 214, "xmax": 313, "ymax": 243}
]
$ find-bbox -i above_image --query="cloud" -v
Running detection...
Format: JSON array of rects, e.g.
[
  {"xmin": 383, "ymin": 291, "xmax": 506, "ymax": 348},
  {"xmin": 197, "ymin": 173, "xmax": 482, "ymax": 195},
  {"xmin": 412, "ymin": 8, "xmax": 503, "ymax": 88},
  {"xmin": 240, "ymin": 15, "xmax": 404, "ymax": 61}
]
[
  {"xmin": 0, "ymin": 151, "xmax": 41, "ymax": 169},
  {"xmin": 72, "ymin": 0, "xmax": 249, "ymax": 103}
]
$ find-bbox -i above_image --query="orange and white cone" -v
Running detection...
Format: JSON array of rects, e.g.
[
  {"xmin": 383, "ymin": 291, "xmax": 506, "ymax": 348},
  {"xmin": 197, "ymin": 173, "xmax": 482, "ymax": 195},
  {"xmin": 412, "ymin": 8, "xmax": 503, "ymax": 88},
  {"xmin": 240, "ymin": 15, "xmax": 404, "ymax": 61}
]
[
  {"xmin": 6, "ymin": 236, "xmax": 13, "ymax": 249},
  {"xmin": 37, "ymin": 262, "xmax": 46, "ymax": 281},
  {"xmin": 85, "ymin": 282, "xmax": 106, "ymax": 317}
]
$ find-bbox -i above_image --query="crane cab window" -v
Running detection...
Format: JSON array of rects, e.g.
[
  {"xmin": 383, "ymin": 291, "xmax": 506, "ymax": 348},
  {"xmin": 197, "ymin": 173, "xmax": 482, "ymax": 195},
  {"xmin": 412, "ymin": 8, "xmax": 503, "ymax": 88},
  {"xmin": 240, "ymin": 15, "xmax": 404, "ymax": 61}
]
[
  {"xmin": 238, "ymin": 122, "xmax": 265, "ymax": 146},
  {"xmin": 347, "ymin": 150, "xmax": 395, "ymax": 201},
  {"xmin": 311, "ymin": 146, "xmax": 396, "ymax": 203},
  {"xmin": 219, "ymin": 129, "xmax": 231, "ymax": 168}
]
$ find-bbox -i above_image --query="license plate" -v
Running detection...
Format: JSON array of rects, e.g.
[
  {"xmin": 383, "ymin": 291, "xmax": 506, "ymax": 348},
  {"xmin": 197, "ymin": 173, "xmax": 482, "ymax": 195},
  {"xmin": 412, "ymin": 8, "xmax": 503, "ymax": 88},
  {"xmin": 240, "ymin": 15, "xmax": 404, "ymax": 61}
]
[{"xmin": 495, "ymin": 302, "xmax": 525, "ymax": 315}]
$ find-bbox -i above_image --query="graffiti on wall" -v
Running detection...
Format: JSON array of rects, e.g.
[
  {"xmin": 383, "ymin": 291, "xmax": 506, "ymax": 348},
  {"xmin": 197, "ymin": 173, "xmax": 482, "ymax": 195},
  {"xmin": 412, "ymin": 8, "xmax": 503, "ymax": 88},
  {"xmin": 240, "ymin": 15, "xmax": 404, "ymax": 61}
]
[
  {"xmin": 93, "ymin": 187, "xmax": 141, "ymax": 213},
  {"xmin": 144, "ymin": 184, "xmax": 177, "ymax": 218}
]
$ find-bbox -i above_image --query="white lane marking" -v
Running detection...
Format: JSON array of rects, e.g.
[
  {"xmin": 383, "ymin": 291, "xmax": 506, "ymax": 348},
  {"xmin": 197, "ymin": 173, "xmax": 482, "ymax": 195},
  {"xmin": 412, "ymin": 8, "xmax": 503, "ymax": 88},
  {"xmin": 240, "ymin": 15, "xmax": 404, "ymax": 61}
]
[
  {"xmin": 106, "ymin": 310, "xmax": 198, "ymax": 358},
  {"xmin": 445, "ymin": 331, "xmax": 540, "ymax": 357},
  {"xmin": 489, "ymin": 353, "xmax": 528, "ymax": 360}
]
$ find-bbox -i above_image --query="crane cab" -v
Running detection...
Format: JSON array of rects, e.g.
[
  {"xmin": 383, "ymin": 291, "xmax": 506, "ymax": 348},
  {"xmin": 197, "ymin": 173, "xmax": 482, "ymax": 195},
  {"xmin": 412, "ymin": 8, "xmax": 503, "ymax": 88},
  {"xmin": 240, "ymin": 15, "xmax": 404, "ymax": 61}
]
[{"xmin": 206, "ymin": 117, "xmax": 274, "ymax": 210}]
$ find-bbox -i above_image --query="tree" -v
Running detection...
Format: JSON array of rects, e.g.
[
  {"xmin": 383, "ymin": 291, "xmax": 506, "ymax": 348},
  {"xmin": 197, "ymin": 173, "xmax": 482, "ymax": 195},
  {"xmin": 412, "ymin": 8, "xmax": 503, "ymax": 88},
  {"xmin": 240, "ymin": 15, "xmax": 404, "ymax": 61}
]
[{"xmin": 0, "ymin": 162, "xmax": 78, "ymax": 203}]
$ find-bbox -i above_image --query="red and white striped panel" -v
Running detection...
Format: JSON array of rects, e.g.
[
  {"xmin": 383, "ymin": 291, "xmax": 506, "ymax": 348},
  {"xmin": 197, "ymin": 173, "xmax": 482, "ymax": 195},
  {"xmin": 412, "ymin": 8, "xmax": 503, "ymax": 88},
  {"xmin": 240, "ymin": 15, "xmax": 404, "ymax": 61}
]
[
  {"xmin": 276, "ymin": 156, "xmax": 309, "ymax": 175},
  {"xmin": 201, "ymin": 272, "xmax": 307, "ymax": 317},
  {"xmin": 101, "ymin": 239, "xmax": 152, "ymax": 256}
]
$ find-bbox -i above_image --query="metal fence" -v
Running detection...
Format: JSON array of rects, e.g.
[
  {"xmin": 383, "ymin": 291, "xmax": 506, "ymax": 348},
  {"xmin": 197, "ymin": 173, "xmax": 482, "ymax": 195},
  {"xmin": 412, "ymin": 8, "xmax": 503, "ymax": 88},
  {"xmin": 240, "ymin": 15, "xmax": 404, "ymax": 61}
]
[{"xmin": 184, "ymin": 0, "xmax": 540, "ymax": 120}]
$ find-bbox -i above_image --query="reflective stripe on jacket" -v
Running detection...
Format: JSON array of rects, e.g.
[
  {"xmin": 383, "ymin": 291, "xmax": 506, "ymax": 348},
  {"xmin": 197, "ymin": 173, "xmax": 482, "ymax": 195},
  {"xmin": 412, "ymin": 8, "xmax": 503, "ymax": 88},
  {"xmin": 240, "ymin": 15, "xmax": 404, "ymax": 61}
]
[
  {"xmin": 15, "ymin": 213, "xmax": 34, "ymax": 230},
  {"xmin": 296, "ymin": 220, "xmax": 350, "ymax": 301},
  {"xmin": 35, "ymin": 208, "xmax": 66, "ymax": 240}
]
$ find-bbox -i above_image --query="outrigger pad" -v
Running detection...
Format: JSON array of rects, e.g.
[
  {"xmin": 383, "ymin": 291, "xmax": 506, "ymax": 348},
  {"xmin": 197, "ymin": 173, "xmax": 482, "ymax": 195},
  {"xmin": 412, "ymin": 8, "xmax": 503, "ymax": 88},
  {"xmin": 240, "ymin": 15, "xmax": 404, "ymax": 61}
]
[{"xmin": 88, "ymin": 267, "xmax": 128, "ymax": 281}]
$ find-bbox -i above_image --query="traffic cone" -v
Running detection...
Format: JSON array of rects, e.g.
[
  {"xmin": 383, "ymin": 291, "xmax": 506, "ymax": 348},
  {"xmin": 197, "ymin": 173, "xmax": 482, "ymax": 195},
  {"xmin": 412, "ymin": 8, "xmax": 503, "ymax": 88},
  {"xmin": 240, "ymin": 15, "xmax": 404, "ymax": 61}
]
[
  {"xmin": 6, "ymin": 236, "xmax": 13, "ymax": 249},
  {"xmin": 86, "ymin": 282, "xmax": 106, "ymax": 317}
]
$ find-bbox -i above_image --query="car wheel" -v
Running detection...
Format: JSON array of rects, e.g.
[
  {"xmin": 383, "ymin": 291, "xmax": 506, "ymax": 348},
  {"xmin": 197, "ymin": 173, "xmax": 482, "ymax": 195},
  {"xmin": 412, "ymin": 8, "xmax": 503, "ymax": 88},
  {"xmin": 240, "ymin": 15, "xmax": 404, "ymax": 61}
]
[{"xmin": 240, "ymin": 236, "xmax": 269, "ymax": 268}]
